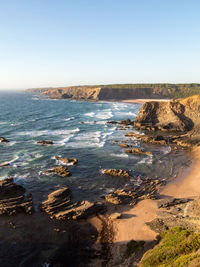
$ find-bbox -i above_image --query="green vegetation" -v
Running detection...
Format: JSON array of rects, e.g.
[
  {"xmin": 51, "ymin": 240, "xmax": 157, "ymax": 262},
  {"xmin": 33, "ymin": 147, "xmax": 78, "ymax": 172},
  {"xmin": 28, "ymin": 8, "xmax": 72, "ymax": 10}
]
[
  {"xmin": 100, "ymin": 83, "xmax": 200, "ymax": 99},
  {"xmin": 141, "ymin": 227, "xmax": 200, "ymax": 267}
]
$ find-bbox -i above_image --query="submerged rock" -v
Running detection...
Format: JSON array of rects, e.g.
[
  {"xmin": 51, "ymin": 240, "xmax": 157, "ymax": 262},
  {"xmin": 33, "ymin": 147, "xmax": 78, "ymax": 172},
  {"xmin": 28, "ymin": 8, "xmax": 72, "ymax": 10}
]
[
  {"xmin": 0, "ymin": 178, "xmax": 33, "ymax": 215},
  {"xmin": 0, "ymin": 137, "xmax": 9, "ymax": 143},
  {"xmin": 37, "ymin": 140, "xmax": 53, "ymax": 145},
  {"xmin": 55, "ymin": 156, "xmax": 78, "ymax": 165},
  {"xmin": 103, "ymin": 169, "xmax": 131, "ymax": 178},
  {"xmin": 41, "ymin": 187, "xmax": 106, "ymax": 220},
  {"xmin": 45, "ymin": 166, "xmax": 71, "ymax": 177}
]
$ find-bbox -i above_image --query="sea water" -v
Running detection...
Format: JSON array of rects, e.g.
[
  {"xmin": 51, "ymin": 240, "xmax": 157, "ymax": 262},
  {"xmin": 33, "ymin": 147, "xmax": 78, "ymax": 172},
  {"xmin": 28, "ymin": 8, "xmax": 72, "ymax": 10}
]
[{"xmin": 0, "ymin": 92, "xmax": 189, "ymax": 203}]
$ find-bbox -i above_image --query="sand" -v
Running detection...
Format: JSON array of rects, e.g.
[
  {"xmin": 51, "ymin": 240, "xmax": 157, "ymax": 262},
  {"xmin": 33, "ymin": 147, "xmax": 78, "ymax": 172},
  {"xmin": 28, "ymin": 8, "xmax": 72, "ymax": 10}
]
[{"xmin": 122, "ymin": 99, "xmax": 170, "ymax": 104}]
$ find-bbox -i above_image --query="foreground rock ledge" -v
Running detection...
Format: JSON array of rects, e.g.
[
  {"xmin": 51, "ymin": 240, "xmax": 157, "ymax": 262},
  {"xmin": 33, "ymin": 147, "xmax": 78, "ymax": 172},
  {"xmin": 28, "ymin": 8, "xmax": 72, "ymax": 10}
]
[
  {"xmin": 0, "ymin": 178, "xmax": 33, "ymax": 215},
  {"xmin": 41, "ymin": 187, "xmax": 106, "ymax": 220}
]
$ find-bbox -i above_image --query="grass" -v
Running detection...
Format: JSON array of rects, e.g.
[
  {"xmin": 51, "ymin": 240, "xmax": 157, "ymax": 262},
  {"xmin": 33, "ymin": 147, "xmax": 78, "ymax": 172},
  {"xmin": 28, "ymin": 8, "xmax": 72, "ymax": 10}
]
[{"xmin": 141, "ymin": 227, "xmax": 200, "ymax": 267}]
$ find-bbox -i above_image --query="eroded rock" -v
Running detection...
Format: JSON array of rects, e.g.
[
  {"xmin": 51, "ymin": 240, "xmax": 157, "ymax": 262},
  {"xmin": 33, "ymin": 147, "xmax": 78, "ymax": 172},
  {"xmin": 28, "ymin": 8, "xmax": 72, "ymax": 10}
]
[
  {"xmin": 0, "ymin": 178, "xmax": 33, "ymax": 215},
  {"xmin": 55, "ymin": 156, "xmax": 78, "ymax": 165},
  {"xmin": 103, "ymin": 169, "xmax": 131, "ymax": 178},
  {"xmin": 45, "ymin": 166, "xmax": 71, "ymax": 177},
  {"xmin": 0, "ymin": 137, "xmax": 9, "ymax": 143},
  {"xmin": 125, "ymin": 148, "xmax": 152, "ymax": 156},
  {"xmin": 37, "ymin": 140, "xmax": 53, "ymax": 145},
  {"xmin": 41, "ymin": 188, "xmax": 106, "ymax": 220}
]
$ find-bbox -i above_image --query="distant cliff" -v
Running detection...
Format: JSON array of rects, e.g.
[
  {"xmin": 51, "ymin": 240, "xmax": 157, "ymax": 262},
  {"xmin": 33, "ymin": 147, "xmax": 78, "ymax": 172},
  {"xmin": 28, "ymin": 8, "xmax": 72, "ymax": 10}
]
[{"xmin": 27, "ymin": 83, "xmax": 200, "ymax": 101}]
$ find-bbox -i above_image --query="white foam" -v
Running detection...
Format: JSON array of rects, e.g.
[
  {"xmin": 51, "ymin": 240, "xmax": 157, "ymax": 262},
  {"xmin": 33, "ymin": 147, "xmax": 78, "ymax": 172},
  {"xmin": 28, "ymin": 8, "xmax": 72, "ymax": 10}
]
[
  {"xmin": 110, "ymin": 153, "xmax": 129, "ymax": 158},
  {"xmin": 85, "ymin": 112, "xmax": 95, "ymax": 117},
  {"xmin": 67, "ymin": 131, "xmax": 105, "ymax": 148},
  {"xmin": 65, "ymin": 117, "xmax": 75, "ymax": 121},
  {"xmin": 17, "ymin": 128, "xmax": 80, "ymax": 137}
]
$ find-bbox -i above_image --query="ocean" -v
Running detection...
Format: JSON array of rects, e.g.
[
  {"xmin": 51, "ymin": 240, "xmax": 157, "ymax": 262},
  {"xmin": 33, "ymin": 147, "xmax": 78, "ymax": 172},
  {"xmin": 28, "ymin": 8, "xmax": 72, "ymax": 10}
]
[{"xmin": 0, "ymin": 92, "xmax": 188, "ymax": 204}]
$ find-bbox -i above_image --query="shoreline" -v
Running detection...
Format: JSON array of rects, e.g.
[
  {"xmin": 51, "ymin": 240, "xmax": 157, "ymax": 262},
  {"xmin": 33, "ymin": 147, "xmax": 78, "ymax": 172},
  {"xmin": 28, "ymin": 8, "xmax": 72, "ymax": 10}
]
[
  {"xmin": 121, "ymin": 98, "xmax": 170, "ymax": 104},
  {"xmin": 89, "ymin": 147, "xmax": 198, "ymax": 265}
]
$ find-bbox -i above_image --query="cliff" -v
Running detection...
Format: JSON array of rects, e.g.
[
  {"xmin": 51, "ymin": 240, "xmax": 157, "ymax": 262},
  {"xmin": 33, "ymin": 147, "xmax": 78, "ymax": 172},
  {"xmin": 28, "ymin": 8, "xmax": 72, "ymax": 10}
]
[
  {"xmin": 27, "ymin": 83, "xmax": 200, "ymax": 101},
  {"xmin": 134, "ymin": 94, "xmax": 200, "ymax": 138}
]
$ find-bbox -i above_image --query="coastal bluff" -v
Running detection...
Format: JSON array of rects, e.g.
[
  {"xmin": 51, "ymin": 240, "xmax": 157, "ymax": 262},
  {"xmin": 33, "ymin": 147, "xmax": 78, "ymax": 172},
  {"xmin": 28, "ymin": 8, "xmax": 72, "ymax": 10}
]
[
  {"xmin": 27, "ymin": 83, "xmax": 200, "ymax": 101},
  {"xmin": 134, "ymin": 94, "xmax": 200, "ymax": 138}
]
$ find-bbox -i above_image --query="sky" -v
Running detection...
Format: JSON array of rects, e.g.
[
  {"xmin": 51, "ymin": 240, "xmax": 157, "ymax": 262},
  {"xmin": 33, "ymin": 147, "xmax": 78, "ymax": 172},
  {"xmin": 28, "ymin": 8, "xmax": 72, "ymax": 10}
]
[{"xmin": 0, "ymin": 0, "xmax": 200, "ymax": 90}]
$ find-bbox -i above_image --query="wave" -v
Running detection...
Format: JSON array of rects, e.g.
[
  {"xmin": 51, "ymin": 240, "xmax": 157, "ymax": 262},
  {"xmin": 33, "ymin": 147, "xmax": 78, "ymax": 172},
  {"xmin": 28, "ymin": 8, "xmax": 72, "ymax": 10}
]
[
  {"xmin": 110, "ymin": 153, "xmax": 129, "ymax": 158},
  {"xmin": 85, "ymin": 109, "xmax": 113, "ymax": 120},
  {"xmin": 17, "ymin": 128, "xmax": 80, "ymax": 137},
  {"xmin": 65, "ymin": 117, "xmax": 75, "ymax": 121}
]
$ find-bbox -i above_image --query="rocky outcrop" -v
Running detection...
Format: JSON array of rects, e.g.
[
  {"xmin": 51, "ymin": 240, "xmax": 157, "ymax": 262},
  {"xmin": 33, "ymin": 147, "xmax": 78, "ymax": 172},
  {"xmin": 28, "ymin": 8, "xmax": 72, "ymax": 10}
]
[
  {"xmin": 0, "ymin": 137, "xmax": 9, "ymax": 143},
  {"xmin": 0, "ymin": 178, "xmax": 33, "ymax": 215},
  {"xmin": 55, "ymin": 156, "xmax": 78, "ymax": 165},
  {"xmin": 124, "ymin": 148, "xmax": 152, "ymax": 156},
  {"xmin": 37, "ymin": 140, "xmax": 53, "ymax": 145},
  {"xmin": 103, "ymin": 169, "xmax": 131, "ymax": 178},
  {"xmin": 41, "ymin": 187, "xmax": 106, "ymax": 220},
  {"xmin": 105, "ymin": 178, "xmax": 163, "ymax": 205},
  {"xmin": 45, "ymin": 166, "xmax": 71, "ymax": 177},
  {"xmin": 134, "ymin": 95, "xmax": 200, "ymax": 134}
]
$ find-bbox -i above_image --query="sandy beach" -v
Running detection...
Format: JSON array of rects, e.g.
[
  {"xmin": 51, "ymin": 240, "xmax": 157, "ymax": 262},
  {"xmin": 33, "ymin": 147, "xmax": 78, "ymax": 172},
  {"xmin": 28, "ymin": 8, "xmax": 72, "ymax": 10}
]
[
  {"xmin": 89, "ymin": 147, "xmax": 200, "ymax": 257},
  {"xmin": 122, "ymin": 99, "xmax": 170, "ymax": 104}
]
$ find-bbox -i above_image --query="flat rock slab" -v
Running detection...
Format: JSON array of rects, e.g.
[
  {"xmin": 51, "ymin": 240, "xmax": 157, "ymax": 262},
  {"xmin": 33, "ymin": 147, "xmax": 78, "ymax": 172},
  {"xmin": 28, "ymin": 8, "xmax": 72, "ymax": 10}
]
[{"xmin": 0, "ymin": 178, "xmax": 33, "ymax": 216}]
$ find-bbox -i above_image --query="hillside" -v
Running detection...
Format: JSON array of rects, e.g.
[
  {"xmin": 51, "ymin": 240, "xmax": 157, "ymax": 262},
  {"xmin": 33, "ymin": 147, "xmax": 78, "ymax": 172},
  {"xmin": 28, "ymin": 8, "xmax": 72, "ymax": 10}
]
[{"xmin": 27, "ymin": 83, "xmax": 200, "ymax": 101}]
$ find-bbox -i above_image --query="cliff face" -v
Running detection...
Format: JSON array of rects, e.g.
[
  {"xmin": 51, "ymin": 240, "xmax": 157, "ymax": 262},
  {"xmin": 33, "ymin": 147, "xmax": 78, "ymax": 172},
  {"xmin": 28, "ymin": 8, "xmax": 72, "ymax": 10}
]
[
  {"xmin": 134, "ymin": 94, "xmax": 200, "ymax": 134},
  {"xmin": 29, "ymin": 86, "xmax": 167, "ymax": 101}
]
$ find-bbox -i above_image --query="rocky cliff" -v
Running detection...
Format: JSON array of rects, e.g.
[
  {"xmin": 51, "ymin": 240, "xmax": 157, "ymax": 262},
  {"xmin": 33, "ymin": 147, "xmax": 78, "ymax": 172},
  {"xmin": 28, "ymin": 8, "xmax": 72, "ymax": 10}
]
[
  {"xmin": 28, "ymin": 83, "xmax": 200, "ymax": 101},
  {"xmin": 134, "ymin": 94, "xmax": 200, "ymax": 138}
]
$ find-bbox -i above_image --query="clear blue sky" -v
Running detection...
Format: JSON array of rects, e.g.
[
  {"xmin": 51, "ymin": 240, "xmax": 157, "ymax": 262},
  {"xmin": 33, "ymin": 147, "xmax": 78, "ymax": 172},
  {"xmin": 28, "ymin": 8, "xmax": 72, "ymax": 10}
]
[{"xmin": 0, "ymin": 0, "xmax": 200, "ymax": 90}]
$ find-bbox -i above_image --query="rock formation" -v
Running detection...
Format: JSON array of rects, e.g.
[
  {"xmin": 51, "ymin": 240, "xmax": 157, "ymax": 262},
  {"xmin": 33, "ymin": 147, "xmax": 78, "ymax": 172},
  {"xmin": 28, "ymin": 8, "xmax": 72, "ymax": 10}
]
[
  {"xmin": 0, "ymin": 178, "xmax": 33, "ymax": 215},
  {"xmin": 0, "ymin": 137, "xmax": 9, "ymax": 143},
  {"xmin": 55, "ymin": 156, "xmax": 78, "ymax": 165},
  {"xmin": 45, "ymin": 166, "xmax": 71, "ymax": 177},
  {"xmin": 41, "ymin": 187, "xmax": 106, "ymax": 220},
  {"xmin": 37, "ymin": 140, "xmax": 53, "ymax": 145},
  {"xmin": 103, "ymin": 169, "xmax": 131, "ymax": 178}
]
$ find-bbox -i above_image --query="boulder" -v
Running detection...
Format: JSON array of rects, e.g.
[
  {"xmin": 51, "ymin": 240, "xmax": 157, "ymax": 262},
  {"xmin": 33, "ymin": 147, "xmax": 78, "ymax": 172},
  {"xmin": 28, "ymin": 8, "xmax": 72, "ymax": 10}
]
[
  {"xmin": 103, "ymin": 169, "xmax": 131, "ymax": 178},
  {"xmin": 45, "ymin": 166, "xmax": 71, "ymax": 177},
  {"xmin": 55, "ymin": 156, "xmax": 78, "ymax": 165},
  {"xmin": 0, "ymin": 137, "xmax": 9, "ymax": 143},
  {"xmin": 0, "ymin": 178, "xmax": 33, "ymax": 215},
  {"xmin": 37, "ymin": 140, "xmax": 53, "ymax": 145}
]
